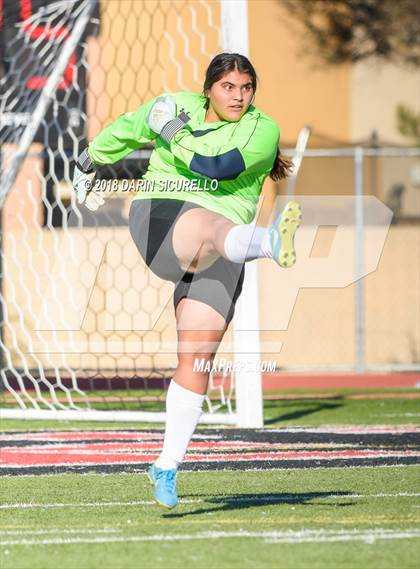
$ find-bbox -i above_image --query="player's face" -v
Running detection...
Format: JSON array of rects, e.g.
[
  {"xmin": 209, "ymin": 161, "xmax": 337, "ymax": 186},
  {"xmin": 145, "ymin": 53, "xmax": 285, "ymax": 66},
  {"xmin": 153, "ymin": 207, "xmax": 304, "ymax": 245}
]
[{"xmin": 205, "ymin": 69, "xmax": 254, "ymax": 122}]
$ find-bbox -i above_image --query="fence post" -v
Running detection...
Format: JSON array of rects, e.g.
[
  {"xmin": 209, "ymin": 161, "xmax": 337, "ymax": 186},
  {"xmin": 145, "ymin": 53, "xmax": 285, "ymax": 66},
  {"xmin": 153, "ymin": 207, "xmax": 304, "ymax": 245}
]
[{"xmin": 354, "ymin": 147, "xmax": 365, "ymax": 373}]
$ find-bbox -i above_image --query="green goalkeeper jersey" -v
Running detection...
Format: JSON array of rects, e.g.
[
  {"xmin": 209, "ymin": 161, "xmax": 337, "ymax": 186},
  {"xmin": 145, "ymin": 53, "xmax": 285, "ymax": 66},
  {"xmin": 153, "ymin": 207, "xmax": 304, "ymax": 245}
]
[{"xmin": 88, "ymin": 92, "xmax": 280, "ymax": 224}]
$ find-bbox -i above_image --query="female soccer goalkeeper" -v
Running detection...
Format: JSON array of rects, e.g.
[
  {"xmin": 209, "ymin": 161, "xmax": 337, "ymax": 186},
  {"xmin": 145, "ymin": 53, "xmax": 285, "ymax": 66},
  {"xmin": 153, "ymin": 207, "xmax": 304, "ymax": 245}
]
[{"xmin": 73, "ymin": 52, "xmax": 301, "ymax": 509}]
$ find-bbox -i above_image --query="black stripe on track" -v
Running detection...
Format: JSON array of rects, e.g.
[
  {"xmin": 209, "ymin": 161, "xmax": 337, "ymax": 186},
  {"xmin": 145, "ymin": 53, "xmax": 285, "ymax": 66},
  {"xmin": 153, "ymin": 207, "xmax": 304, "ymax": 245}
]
[
  {"xmin": 1, "ymin": 429, "xmax": 419, "ymax": 447},
  {"xmin": 1, "ymin": 456, "xmax": 419, "ymax": 476}
]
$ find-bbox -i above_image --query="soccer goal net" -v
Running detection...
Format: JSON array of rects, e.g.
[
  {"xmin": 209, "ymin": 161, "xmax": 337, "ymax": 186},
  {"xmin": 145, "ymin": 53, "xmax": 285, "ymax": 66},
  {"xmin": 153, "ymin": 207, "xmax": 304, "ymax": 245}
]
[{"xmin": 0, "ymin": 0, "xmax": 263, "ymax": 426}]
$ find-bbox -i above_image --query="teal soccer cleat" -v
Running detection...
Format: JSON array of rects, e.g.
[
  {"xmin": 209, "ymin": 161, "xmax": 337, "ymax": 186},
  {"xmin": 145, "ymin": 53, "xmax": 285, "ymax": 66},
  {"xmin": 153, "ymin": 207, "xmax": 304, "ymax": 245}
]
[
  {"xmin": 269, "ymin": 200, "xmax": 302, "ymax": 268},
  {"xmin": 147, "ymin": 464, "xmax": 179, "ymax": 509}
]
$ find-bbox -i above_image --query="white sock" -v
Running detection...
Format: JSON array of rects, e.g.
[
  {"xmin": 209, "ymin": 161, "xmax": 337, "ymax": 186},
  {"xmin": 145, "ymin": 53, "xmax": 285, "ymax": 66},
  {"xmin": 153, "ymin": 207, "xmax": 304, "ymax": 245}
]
[
  {"xmin": 155, "ymin": 380, "xmax": 205, "ymax": 471},
  {"xmin": 223, "ymin": 223, "xmax": 272, "ymax": 263}
]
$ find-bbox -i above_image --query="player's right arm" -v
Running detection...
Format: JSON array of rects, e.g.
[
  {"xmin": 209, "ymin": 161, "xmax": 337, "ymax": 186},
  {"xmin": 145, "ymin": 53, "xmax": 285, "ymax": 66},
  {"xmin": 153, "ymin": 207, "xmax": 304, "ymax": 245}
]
[
  {"xmin": 73, "ymin": 95, "xmax": 169, "ymax": 210},
  {"xmin": 87, "ymin": 96, "xmax": 161, "ymax": 165}
]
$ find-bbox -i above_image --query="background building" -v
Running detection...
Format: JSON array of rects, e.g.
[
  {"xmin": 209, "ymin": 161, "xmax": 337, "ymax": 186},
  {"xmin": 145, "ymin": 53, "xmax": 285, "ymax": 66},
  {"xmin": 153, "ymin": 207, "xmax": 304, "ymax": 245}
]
[{"xmin": 1, "ymin": 0, "xmax": 419, "ymax": 383}]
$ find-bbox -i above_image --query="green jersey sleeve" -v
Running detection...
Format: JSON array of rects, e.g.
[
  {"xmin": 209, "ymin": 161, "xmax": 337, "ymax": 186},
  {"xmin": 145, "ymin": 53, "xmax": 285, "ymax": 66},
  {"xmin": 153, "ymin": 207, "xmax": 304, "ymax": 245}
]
[
  {"xmin": 87, "ymin": 96, "xmax": 159, "ymax": 165},
  {"xmin": 169, "ymin": 113, "xmax": 279, "ymax": 181}
]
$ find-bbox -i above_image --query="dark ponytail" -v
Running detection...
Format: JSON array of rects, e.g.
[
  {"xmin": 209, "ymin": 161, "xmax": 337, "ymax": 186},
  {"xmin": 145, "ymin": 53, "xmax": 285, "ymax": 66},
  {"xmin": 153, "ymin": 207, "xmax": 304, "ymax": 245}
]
[{"xmin": 270, "ymin": 147, "xmax": 293, "ymax": 181}]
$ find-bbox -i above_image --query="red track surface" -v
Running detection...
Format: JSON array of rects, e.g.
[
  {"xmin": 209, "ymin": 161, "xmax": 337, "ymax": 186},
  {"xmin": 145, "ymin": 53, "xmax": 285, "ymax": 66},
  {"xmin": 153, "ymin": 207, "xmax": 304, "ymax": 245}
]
[
  {"xmin": 261, "ymin": 373, "xmax": 420, "ymax": 390},
  {"xmin": 1, "ymin": 429, "xmax": 419, "ymax": 469},
  {"xmin": 2, "ymin": 448, "xmax": 419, "ymax": 467}
]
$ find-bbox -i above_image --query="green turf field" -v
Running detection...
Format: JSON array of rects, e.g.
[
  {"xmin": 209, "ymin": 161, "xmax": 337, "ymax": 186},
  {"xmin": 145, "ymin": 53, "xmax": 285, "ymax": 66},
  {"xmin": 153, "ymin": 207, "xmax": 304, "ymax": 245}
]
[
  {"xmin": 1, "ymin": 391, "xmax": 419, "ymax": 569},
  {"xmin": 1, "ymin": 468, "xmax": 419, "ymax": 569}
]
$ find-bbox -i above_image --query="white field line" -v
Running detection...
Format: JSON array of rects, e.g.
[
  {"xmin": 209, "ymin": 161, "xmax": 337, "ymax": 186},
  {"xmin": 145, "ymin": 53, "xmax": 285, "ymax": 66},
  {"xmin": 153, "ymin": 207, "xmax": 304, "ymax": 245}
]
[
  {"xmin": 2, "ymin": 529, "xmax": 121, "ymax": 535},
  {"xmin": 1, "ymin": 426, "xmax": 419, "ymax": 440},
  {"xmin": 0, "ymin": 499, "xmax": 187, "ymax": 509},
  {"xmin": 1, "ymin": 492, "xmax": 419, "ymax": 510},
  {"xmin": 0, "ymin": 442, "xmax": 359, "ymax": 451},
  {"xmin": 263, "ymin": 530, "xmax": 420, "ymax": 544},
  {"xmin": 0, "ymin": 444, "xmax": 274, "ymax": 453},
  {"xmin": 265, "ymin": 426, "xmax": 420, "ymax": 434},
  {"xmin": 1, "ymin": 528, "xmax": 420, "ymax": 547},
  {"xmin": 374, "ymin": 414, "xmax": 420, "ymax": 417}
]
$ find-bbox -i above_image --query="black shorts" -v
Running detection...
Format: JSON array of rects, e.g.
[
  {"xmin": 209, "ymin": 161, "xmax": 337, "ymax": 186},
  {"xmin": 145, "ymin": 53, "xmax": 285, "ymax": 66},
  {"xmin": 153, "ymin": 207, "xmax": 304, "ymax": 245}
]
[{"xmin": 128, "ymin": 198, "xmax": 245, "ymax": 324}]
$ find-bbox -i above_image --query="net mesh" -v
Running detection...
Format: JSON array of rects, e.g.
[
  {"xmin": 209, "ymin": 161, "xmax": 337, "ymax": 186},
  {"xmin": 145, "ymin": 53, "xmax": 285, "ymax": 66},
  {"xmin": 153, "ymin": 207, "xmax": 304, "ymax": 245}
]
[{"xmin": 0, "ymin": 0, "xmax": 238, "ymax": 417}]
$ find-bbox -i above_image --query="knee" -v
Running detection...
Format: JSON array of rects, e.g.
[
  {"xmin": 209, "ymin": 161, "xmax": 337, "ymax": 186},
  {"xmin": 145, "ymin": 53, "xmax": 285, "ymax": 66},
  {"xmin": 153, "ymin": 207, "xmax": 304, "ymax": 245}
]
[
  {"xmin": 177, "ymin": 333, "xmax": 221, "ymax": 359},
  {"xmin": 210, "ymin": 217, "xmax": 235, "ymax": 253},
  {"xmin": 178, "ymin": 350, "xmax": 216, "ymax": 374}
]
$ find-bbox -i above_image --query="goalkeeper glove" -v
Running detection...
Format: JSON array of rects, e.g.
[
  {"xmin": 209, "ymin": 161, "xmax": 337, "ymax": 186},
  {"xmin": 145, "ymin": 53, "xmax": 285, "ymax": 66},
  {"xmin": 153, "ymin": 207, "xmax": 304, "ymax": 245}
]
[
  {"xmin": 73, "ymin": 149, "xmax": 105, "ymax": 212},
  {"xmin": 147, "ymin": 95, "xmax": 190, "ymax": 143}
]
